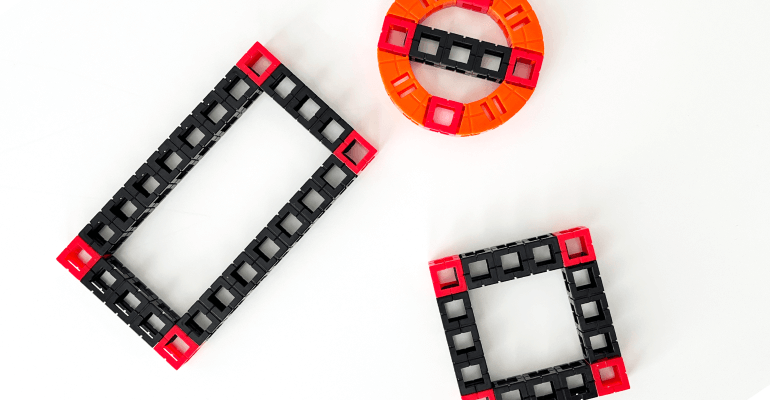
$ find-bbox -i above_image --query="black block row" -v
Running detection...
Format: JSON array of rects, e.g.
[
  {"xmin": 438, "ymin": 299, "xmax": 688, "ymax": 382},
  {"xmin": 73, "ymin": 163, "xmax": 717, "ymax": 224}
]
[
  {"xmin": 78, "ymin": 67, "xmax": 263, "ymax": 255},
  {"xmin": 409, "ymin": 24, "xmax": 512, "ymax": 83},
  {"xmin": 178, "ymin": 154, "xmax": 357, "ymax": 345},
  {"xmin": 436, "ymin": 292, "xmax": 490, "ymax": 395},
  {"xmin": 259, "ymin": 64, "xmax": 354, "ymax": 152},
  {"xmin": 80, "ymin": 256, "xmax": 180, "ymax": 347},
  {"xmin": 459, "ymin": 234, "xmax": 563, "ymax": 290},
  {"xmin": 493, "ymin": 360, "xmax": 598, "ymax": 400}
]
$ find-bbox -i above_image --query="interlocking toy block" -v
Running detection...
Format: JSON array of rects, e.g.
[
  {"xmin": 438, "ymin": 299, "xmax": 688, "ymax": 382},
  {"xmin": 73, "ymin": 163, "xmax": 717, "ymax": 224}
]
[
  {"xmin": 56, "ymin": 40, "xmax": 376, "ymax": 369},
  {"xmin": 430, "ymin": 227, "xmax": 629, "ymax": 399}
]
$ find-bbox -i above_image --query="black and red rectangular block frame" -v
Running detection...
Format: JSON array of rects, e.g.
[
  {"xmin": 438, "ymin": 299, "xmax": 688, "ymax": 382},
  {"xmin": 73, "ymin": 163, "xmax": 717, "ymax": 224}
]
[
  {"xmin": 429, "ymin": 227, "xmax": 631, "ymax": 400},
  {"xmin": 56, "ymin": 41, "xmax": 376, "ymax": 369}
]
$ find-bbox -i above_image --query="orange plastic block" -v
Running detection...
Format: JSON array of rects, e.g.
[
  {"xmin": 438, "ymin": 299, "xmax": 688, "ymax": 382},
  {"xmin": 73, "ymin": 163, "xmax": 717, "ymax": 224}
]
[
  {"xmin": 488, "ymin": 0, "xmax": 544, "ymax": 50},
  {"xmin": 378, "ymin": 48, "xmax": 430, "ymax": 126}
]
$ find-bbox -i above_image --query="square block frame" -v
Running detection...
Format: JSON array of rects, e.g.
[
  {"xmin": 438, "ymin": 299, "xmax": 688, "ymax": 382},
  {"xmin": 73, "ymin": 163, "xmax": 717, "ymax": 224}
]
[
  {"xmin": 56, "ymin": 41, "xmax": 376, "ymax": 369},
  {"xmin": 430, "ymin": 227, "xmax": 629, "ymax": 399}
]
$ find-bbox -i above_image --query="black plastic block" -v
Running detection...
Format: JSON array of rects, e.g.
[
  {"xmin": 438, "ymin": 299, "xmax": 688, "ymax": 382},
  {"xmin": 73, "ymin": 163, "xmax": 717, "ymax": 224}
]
[
  {"xmin": 460, "ymin": 248, "xmax": 498, "ymax": 289},
  {"xmin": 523, "ymin": 234, "xmax": 563, "ymax": 274},
  {"xmin": 472, "ymin": 41, "xmax": 512, "ymax": 83},
  {"xmin": 312, "ymin": 155, "xmax": 356, "ymax": 198},
  {"xmin": 454, "ymin": 356, "xmax": 493, "ymax": 396},
  {"xmin": 562, "ymin": 261, "xmax": 604, "ymax": 300},
  {"xmin": 222, "ymin": 252, "xmax": 267, "ymax": 296},
  {"xmin": 123, "ymin": 163, "xmax": 176, "ymax": 208},
  {"xmin": 570, "ymin": 293, "xmax": 613, "ymax": 332},
  {"xmin": 437, "ymin": 291, "xmax": 476, "ymax": 331},
  {"xmin": 441, "ymin": 33, "xmax": 480, "ymax": 75},
  {"xmin": 244, "ymin": 228, "xmax": 290, "ymax": 272},
  {"xmin": 409, "ymin": 24, "xmax": 449, "ymax": 66},
  {"xmin": 130, "ymin": 300, "xmax": 179, "ymax": 347},
  {"xmin": 192, "ymin": 91, "xmax": 241, "ymax": 135},
  {"xmin": 261, "ymin": 64, "xmax": 305, "ymax": 108},
  {"xmin": 309, "ymin": 108, "xmax": 354, "ymax": 152},
  {"xmin": 492, "ymin": 241, "xmax": 533, "ymax": 282},
  {"xmin": 578, "ymin": 325, "xmax": 621, "ymax": 363},
  {"xmin": 199, "ymin": 277, "xmax": 245, "ymax": 321}
]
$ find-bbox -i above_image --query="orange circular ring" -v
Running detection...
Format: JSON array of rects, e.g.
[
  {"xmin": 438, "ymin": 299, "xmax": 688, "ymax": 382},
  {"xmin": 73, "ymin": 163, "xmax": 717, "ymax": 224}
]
[{"xmin": 377, "ymin": 0, "xmax": 544, "ymax": 137}]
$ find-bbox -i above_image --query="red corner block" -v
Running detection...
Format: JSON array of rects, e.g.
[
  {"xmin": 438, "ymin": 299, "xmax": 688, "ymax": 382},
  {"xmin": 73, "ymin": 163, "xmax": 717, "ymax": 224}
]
[
  {"xmin": 56, "ymin": 236, "xmax": 101, "ymax": 280},
  {"xmin": 154, "ymin": 325, "xmax": 201, "ymax": 370},
  {"xmin": 462, "ymin": 389, "xmax": 496, "ymax": 400},
  {"xmin": 333, "ymin": 131, "xmax": 377, "ymax": 175},
  {"xmin": 429, "ymin": 256, "xmax": 467, "ymax": 298},
  {"xmin": 554, "ymin": 226, "xmax": 596, "ymax": 267},
  {"xmin": 236, "ymin": 41, "xmax": 281, "ymax": 87},
  {"xmin": 505, "ymin": 48, "xmax": 544, "ymax": 90},
  {"xmin": 591, "ymin": 357, "xmax": 630, "ymax": 396},
  {"xmin": 424, "ymin": 96, "xmax": 464, "ymax": 135},
  {"xmin": 378, "ymin": 14, "xmax": 417, "ymax": 57},
  {"xmin": 457, "ymin": 0, "xmax": 493, "ymax": 14}
]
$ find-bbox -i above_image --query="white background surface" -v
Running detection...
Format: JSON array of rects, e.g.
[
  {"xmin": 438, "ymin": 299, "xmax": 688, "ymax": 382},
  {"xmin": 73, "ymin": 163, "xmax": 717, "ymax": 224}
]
[{"xmin": 0, "ymin": 1, "xmax": 768, "ymax": 399}]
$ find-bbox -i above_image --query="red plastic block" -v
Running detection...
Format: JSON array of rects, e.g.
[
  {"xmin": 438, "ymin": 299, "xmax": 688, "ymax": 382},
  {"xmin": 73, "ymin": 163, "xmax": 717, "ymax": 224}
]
[
  {"xmin": 462, "ymin": 389, "xmax": 496, "ymax": 400},
  {"xmin": 424, "ymin": 96, "xmax": 464, "ymax": 135},
  {"xmin": 378, "ymin": 15, "xmax": 417, "ymax": 57},
  {"xmin": 504, "ymin": 48, "xmax": 544, "ymax": 90},
  {"xmin": 429, "ymin": 255, "xmax": 467, "ymax": 298},
  {"xmin": 56, "ymin": 236, "xmax": 101, "ymax": 280},
  {"xmin": 457, "ymin": 0, "xmax": 493, "ymax": 14},
  {"xmin": 591, "ymin": 356, "xmax": 630, "ymax": 396},
  {"xmin": 554, "ymin": 226, "xmax": 597, "ymax": 267},
  {"xmin": 154, "ymin": 325, "xmax": 201, "ymax": 370},
  {"xmin": 236, "ymin": 41, "xmax": 281, "ymax": 87},
  {"xmin": 333, "ymin": 130, "xmax": 377, "ymax": 175}
]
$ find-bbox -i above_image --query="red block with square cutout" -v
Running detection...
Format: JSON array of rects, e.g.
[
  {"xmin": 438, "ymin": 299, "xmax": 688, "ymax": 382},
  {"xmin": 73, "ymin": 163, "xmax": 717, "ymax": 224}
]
[
  {"xmin": 424, "ymin": 96, "xmax": 464, "ymax": 135},
  {"xmin": 429, "ymin": 255, "xmax": 467, "ymax": 298},
  {"xmin": 591, "ymin": 356, "xmax": 630, "ymax": 396},
  {"xmin": 236, "ymin": 41, "xmax": 281, "ymax": 86},
  {"xmin": 504, "ymin": 48, "xmax": 544, "ymax": 90},
  {"xmin": 462, "ymin": 389, "xmax": 496, "ymax": 400},
  {"xmin": 378, "ymin": 15, "xmax": 417, "ymax": 57},
  {"xmin": 554, "ymin": 226, "xmax": 596, "ymax": 267},
  {"xmin": 457, "ymin": 0, "xmax": 493, "ymax": 14},
  {"xmin": 56, "ymin": 236, "xmax": 101, "ymax": 280},
  {"xmin": 153, "ymin": 325, "xmax": 201, "ymax": 370},
  {"xmin": 333, "ymin": 130, "xmax": 377, "ymax": 175}
]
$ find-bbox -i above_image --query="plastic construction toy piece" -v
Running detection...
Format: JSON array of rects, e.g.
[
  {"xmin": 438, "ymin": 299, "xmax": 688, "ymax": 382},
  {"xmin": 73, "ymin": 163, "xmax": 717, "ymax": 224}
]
[
  {"xmin": 429, "ymin": 227, "xmax": 630, "ymax": 399},
  {"xmin": 55, "ymin": 40, "xmax": 376, "ymax": 370},
  {"xmin": 378, "ymin": 0, "xmax": 545, "ymax": 137}
]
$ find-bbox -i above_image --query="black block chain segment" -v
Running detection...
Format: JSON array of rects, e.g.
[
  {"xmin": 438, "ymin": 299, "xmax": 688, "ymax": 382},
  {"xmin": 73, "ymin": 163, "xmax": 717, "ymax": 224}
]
[
  {"xmin": 80, "ymin": 256, "xmax": 180, "ymax": 347},
  {"xmin": 409, "ymin": 24, "xmax": 513, "ymax": 83},
  {"xmin": 493, "ymin": 360, "xmax": 599, "ymax": 400},
  {"xmin": 179, "ymin": 154, "xmax": 357, "ymax": 345},
  {"xmin": 78, "ymin": 67, "xmax": 264, "ymax": 257},
  {"xmin": 460, "ymin": 233, "xmax": 563, "ymax": 290},
  {"xmin": 259, "ymin": 64, "xmax": 355, "ymax": 152}
]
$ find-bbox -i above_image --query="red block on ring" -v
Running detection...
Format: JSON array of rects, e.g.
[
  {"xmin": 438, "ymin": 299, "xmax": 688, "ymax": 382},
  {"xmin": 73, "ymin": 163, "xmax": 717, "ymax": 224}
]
[
  {"xmin": 424, "ymin": 96, "xmax": 464, "ymax": 135},
  {"xmin": 429, "ymin": 256, "xmax": 467, "ymax": 298},
  {"xmin": 505, "ymin": 48, "xmax": 544, "ymax": 90},
  {"xmin": 56, "ymin": 236, "xmax": 101, "ymax": 280},
  {"xmin": 378, "ymin": 15, "xmax": 417, "ymax": 57},
  {"xmin": 236, "ymin": 41, "xmax": 281, "ymax": 86}
]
